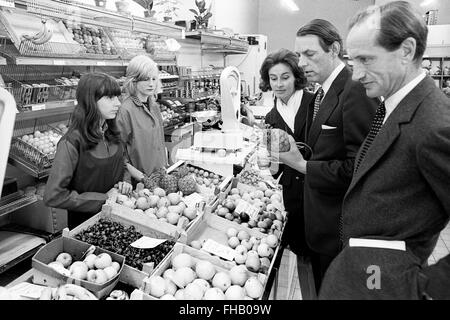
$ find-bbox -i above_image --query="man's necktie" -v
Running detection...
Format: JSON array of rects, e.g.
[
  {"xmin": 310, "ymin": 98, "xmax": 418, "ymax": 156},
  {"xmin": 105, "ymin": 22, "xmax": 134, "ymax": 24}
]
[
  {"xmin": 312, "ymin": 87, "xmax": 324, "ymax": 122},
  {"xmin": 354, "ymin": 101, "xmax": 386, "ymax": 173}
]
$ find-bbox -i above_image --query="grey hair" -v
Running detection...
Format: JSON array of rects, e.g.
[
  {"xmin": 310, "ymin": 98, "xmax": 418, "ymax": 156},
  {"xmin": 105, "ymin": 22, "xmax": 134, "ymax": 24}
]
[{"xmin": 348, "ymin": 1, "xmax": 428, "ymax": 65}]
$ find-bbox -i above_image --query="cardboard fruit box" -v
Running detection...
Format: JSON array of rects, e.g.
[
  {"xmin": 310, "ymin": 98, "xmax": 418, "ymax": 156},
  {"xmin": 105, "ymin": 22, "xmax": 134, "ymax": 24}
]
[
  {"xmin": 187, "ymin": 211, "xmax": 283, "ymax": 277},
  {"xmin": 31, "ymin": 236, "xmax": 125, "ymax": 299},
  {"xmin": 130, "ymin": 243, "xmax": 267, "ymax": 300},
  {"xmin": 64, "ymin": 204, "xmax": 179, "ymax": 289}
]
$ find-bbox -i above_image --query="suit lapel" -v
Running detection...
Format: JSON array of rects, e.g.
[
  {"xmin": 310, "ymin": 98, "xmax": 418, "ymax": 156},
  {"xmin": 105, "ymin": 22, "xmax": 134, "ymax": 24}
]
[
  {"xmin": 347, "ymin": 76, "xmax": 435, "ymax": 194},
  {"xmin": 307, "ymin": 68, "xmax": 350, "ymax": 146}
]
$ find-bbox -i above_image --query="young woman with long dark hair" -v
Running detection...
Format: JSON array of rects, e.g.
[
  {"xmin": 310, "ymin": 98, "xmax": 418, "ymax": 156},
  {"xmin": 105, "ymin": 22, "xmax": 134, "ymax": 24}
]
[{"xmin": 44, "ymin": 72, "xmax": 135, "ymax": 229}]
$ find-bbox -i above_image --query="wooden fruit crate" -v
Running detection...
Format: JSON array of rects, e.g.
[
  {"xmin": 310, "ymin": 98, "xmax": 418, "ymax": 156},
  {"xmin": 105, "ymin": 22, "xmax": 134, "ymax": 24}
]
[
  {"xmin": 187, "ymin": 211, "xmax": 283, "ymax": 276},
  {"xmin": 64, "ymin": 204, "xmax": 179, "ymax": 289},
  {"xmin": 130, "ymin": 242, "xmax": 266, "ymax": 300}
]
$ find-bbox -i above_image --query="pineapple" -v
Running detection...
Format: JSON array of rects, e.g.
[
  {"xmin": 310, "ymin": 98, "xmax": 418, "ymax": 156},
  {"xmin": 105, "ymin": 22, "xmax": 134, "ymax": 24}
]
[
  {"xmin": 160, "ymin": 174, "xmax": 179, "ymax": 194},
  {"xmin": 178, "ymin": 175, "xmax": 197, "ymax": 196},
  {"xmin": 263, "ymin": 128, "xmax": 291, "ymax": 153},
  {"xmin": 142, "ymin": 168, "xmax": 165, "ymax": 191},
  {"xmin": 173, "ymin": 165, "xmax": 190, "ymax": 179}
]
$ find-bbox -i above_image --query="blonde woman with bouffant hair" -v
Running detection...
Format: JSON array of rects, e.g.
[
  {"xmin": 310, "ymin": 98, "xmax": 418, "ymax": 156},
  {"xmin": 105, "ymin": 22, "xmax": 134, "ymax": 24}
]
[{"xmin": 116, "ymin": 55, "xmax": 167, "ymax": 183}]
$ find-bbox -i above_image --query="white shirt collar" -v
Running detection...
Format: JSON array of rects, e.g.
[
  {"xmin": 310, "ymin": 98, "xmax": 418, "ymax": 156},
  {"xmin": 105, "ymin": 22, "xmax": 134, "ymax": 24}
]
[
  {"xmin": 276, "ymin": 90, "xmax": 304, "ymax": 132},
  {"xmin": 321, "ymin": 62, "xmax": 346, "ymax": 96},
  {"xmin": 383, "ymin": 72, "xmax": 426, "ymax": 124}
]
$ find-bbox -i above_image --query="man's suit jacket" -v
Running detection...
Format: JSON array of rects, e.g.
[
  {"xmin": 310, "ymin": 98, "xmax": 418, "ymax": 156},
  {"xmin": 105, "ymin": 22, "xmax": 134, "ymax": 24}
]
[
  {"xmin": 304, "ymin": 67, "xmax": 377, "ymax": 257},
  {"xmin": 265, "ymin": 90, "xmax": 314, "ymax": 254},
  {"xmin": 319, "ymin": 76, "xmax": 450, "ymax": 299}
]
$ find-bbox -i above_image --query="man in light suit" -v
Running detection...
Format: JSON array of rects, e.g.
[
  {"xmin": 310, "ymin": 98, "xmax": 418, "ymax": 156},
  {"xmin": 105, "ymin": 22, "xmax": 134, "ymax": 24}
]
[
  {"xmin": 278, "ymin": 19, "xmax": 377, "ymax": 293},
  {"xmin": 319, "ymin": 1, "xmax": 450, "ymax": 299}
]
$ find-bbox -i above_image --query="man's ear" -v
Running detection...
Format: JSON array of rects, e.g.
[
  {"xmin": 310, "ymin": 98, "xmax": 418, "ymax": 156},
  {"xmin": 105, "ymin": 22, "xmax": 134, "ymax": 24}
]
[
  {"xmin": 330, "ymin": 41, "xmax": 341, "ymax": 57},
  {"xmin": 400, "ymin": 37, "xmax": 417, "ymax": 63}
]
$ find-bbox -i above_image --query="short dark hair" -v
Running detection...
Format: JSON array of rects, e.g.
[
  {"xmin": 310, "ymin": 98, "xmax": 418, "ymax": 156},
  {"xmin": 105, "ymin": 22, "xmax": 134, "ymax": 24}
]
[
  {"xmin": 348, "ymin": 1, "xmax": 428, "ymax": 64},
  {"xmin": 70, "ymin": 72, "xmax": 121, "ymax": 150},
  {"xmin": 259, "ymin": 48, "xmax": 307, "ymax": 92},
  {"xmin": 296, "ymin": 19, "xmax": 344, "ymax": 58}
]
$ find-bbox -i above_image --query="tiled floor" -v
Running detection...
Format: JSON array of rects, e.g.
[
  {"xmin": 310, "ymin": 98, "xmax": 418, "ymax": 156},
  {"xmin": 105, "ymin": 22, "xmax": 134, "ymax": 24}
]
[{"xmin": 270, "ymin": 223, "xmax": 450, "ymax": 300}]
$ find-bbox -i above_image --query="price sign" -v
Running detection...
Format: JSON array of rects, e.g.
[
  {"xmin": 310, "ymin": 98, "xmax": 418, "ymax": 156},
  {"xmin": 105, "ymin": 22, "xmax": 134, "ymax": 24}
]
[
  {"xmin": 182, "ymin": 192, "xmax": 204, "ymax": 209},
  {"xmin": 201, "ymin": 239, "xmax": 236, "ymax": 261},
  {"xmin": 234, "ymin": 199, "xmax": 260, "ymax": 221},
  {"xmin": 31, "ymin": 104, "xmax": 46, "ymax": 111},
  {"xmin": 97, "ymin": 61, "xmax": 106, "ymax": 66},
  {"xmin": 53, "ymin": 60, "xmax": 66, "ymax": 65},
  {"xmin": 130, "ymin": 236, "xmax": 166, "ymax": 249}
]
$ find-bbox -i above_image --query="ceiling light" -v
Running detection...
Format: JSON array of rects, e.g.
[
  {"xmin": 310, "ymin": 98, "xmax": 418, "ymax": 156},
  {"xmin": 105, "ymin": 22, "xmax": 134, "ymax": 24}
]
[{"xmin": 282, "ymin": 0, "xmax": 299, "ymax": 11}]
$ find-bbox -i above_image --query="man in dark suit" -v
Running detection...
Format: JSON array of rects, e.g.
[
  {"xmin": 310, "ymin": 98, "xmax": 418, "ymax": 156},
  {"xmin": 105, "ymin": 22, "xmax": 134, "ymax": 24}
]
[
  {"xmin": 319, "ymin": 1, "xmax": 450, "ymax": 299},
  {"xmin": 278, "ymin": 19, "xmax": 377, "ymax": 293}
]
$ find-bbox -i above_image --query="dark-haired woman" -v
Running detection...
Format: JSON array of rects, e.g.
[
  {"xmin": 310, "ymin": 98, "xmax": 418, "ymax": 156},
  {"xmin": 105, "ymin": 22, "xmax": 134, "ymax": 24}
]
[
  {"xmin": 261, "ymin": 48, "xmax": 314, "ymax": 256},
  {"xmin": 44, "ymin": 73, "xmax": 135, "ymax": 229}
]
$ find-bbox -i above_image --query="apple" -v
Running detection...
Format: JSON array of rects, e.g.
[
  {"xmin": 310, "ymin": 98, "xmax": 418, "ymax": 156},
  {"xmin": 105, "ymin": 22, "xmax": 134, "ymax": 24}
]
[
  {"xmin": 69, "ymin": 261, "xmax": 88, "ymax": 280},
  {"xmin": 95, "ymin": 269, "xmax": 109, "ymax": 284},
  {"xmin": 94, "ymin": 253, "xmax": 112, "ymax": 269},
  {"xmin": 111, "ymin": 261, "xmax": 121, "ymax": 273},
  {"xmin": 56, "ymin": 252, "xmax": 72, "ymax": 268},
  {"xmin": 87, "ymin": 269, "xmax": 97, "ymax": 283},
  {"xmin": 83, "ymin": 253, "xmax": 97, "ymax": 270},
  {"xmin": 104, "ymin": 266, "xmax": 118, "ymax": 280}
]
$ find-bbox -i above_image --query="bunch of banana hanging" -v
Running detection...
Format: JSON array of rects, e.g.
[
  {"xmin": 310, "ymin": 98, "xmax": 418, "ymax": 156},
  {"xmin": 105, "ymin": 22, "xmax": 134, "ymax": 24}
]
[{"xmin": 21, "ymin": 19, "xmax": 54, "ymax": 45}]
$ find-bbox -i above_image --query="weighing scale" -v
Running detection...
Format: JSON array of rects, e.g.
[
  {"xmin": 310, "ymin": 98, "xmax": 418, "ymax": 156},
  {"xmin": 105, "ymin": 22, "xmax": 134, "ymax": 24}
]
[{"xmin": 176, "ymin": 66, "xmax": 255, "ymax": 177}]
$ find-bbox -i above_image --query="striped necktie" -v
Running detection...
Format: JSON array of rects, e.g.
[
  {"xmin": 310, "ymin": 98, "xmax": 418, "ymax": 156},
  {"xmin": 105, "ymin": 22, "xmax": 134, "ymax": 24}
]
[
  {"xmin": 354, "ymin": 101, "xmax": 386, "ymax": 173},
  {"xmin": 312, "ymin": 87, "xmax": 324, "ymax": 121}
]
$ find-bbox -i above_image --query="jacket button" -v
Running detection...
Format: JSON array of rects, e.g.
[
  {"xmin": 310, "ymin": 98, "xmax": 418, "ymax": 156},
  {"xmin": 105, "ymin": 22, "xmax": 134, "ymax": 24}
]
[{"xmin": 295, "ymin": 176, "xmax": 299, "ymax": 180}]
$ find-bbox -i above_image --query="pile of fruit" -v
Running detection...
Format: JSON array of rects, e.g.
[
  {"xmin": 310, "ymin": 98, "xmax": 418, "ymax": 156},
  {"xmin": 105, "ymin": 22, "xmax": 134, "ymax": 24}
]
[
  {"xmin": 213, "ymin": 186, "xmax": 285, "ymax": 235},
  {"xmin": 236, "ymin": 168, "xmax": 265, "ymax": 186},
  {"xmin": 47, "ymin": 251, "xmax": 120, "ymax": 284},
  {"xmin": 142, "ymin": 166, "xmax": 198, "ymax": 196},
  {"xmin": 159, "ymin": 104, "xmax": 180, "ymax": 127},
  {"xmin": 63, "ymin": 21, "xmax": 117, "ymax": 56},
  {"xmin": 143, "ymin": 252, "xmax": 265, "ymax": 300},
  {"xmin": 19, "ymin": 129, "xmax": 62, "ymax": 156},
  {"xmin": 186, "ymin": 165, "xmax": 225, "ymax": 190},
  {"xmin": 189, "ymin": 228, "xmax": 279, "ymax": 274},
  {"xmin": 23, "ymin": 182, "xmax": 46, "ymax": 199},
  {"xmin": 74, "ymin": 219, "xmax": 175, "ymax": 271},
  {"xmin": 109, "ymin": 181, "xmax": 198, "ymax": 227}
]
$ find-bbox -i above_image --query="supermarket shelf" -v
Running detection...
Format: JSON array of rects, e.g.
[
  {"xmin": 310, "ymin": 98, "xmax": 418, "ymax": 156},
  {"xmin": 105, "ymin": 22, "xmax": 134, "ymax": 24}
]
[
  {"xmin": 202, "ymin": 48, "xmax": 248, "ymax": 55},
  {"xmin": 14, "ymin": 56, "xmax": 126, "ymax": 66},
  {"xmin": 15, "ymin": 105, "xmax": 75, "ymax": 122},
  {"xmin": 8, "ymin": 157, "xmax": 52, "ymax": 179},
  {"xmin": 0, "ymin": 194, "xmax": 37, "ymax": 218}
]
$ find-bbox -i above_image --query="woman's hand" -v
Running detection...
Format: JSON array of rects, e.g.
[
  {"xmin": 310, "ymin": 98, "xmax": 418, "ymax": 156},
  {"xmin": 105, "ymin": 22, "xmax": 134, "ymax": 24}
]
[
  {"xmin": 117, "ymin": 181, "xmax": 133, "ymax": 194},
  {"xmin": 271, "ymin": 135, "xmax": 307, "ymax": 174}
]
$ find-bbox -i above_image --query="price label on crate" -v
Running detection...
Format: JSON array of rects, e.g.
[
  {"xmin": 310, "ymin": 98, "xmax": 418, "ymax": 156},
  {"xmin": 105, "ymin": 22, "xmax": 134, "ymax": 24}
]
[
  {"xmin": 53, "ymin": 60, "xmax": 66, "ymax": 65},
  {"xmin": 201, "ymin": 239, "xmax": 236, "ymax": 261},
  {"xmin": 183, "ymin": 192, "xmax": 204, "ymax": 209},
  {"xmin": 97, "ymin": 61, "xmax": 106, "ymax": 66},
  {"xmin": 130, "ymin": 236, "xmax": 166, "ymax": 249},
  {"xmin": 234, "ymin": 199, "xmax": 260, "ymax": 221}
]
